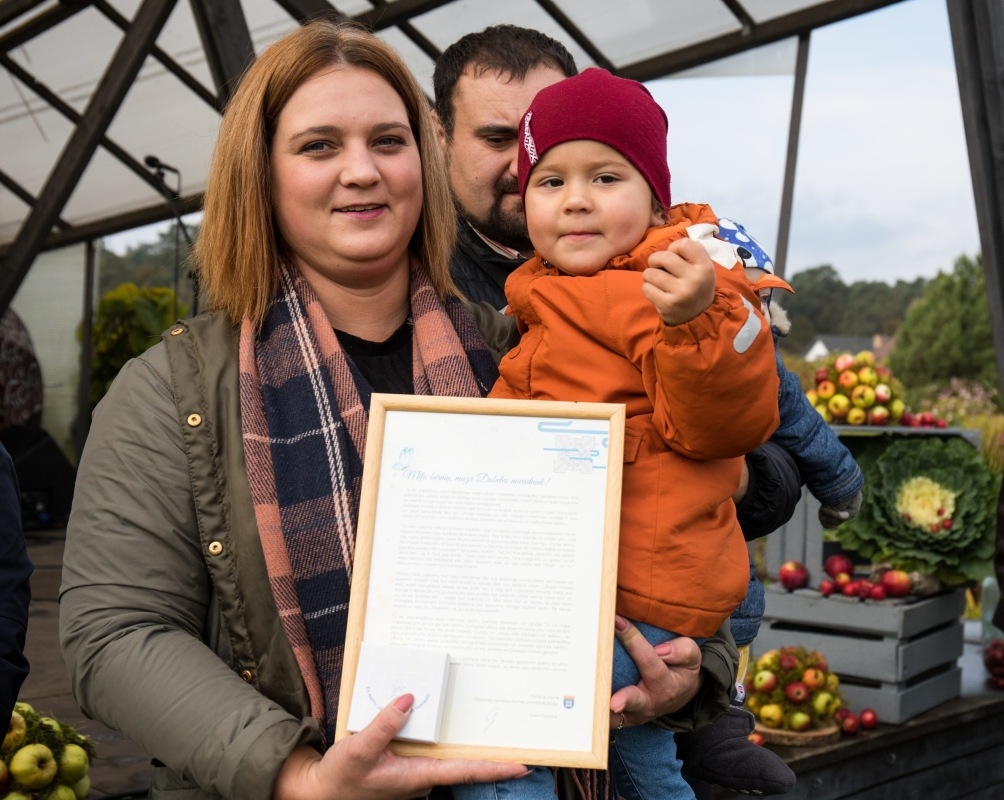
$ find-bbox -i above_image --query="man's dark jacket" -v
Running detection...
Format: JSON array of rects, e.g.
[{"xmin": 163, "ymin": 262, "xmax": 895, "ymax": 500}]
[{"xmin": 1, "ymin": 442, "xmax": 32, "ymax": 722}]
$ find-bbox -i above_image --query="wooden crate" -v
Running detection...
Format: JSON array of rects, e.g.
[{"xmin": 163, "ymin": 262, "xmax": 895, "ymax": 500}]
[{"xmin": 755, "ymin": 586, "xmax": 966, "ymax": 723}]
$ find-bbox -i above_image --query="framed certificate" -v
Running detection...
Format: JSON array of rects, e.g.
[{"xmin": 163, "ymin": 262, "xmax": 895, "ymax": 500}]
[{"xmin": 335, "ymin": 394, "xmax": 625, "ymax": 769}]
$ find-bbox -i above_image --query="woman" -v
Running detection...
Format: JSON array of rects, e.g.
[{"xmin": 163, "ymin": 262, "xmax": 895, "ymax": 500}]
[{"xmin": 59, "ymin": 21, "xmax": 707, "ymax": 800}]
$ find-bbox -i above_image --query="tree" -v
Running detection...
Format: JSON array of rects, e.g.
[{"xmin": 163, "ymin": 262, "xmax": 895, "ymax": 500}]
[
  {"xmin": 98, "ymin": 223, "xmax": 197, "ymax": 311},
  {"xmin": 889, "ymin": 254, "xmax": 998, "ymax": 396},
  {"xmin": 778, "ymin": 266, "xmax": 848, "ymax": 355}
]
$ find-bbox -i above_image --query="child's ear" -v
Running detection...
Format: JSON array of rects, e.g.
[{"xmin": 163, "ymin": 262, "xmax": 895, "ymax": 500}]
[{"xmin": 650, "ymin": 198, "xmax": 667, "ymax": 226}]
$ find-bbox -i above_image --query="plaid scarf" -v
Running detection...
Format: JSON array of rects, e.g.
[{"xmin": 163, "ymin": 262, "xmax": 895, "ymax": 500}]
[{"xmin": 239, "ymin": 261, "xmax": 497, "ymax": 744}]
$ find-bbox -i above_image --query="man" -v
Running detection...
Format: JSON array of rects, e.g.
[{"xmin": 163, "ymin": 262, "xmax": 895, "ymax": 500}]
[{"xmin": 432, "ymin": 25, "xmax": 575, "ymax": 307}]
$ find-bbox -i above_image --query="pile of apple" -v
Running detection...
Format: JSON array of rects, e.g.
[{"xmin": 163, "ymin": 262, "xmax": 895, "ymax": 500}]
[
  {"xmin": 816, "ymin": 554, "xmax": 913, "ymax": 601},
  {"xmin": 1, "ymin": 703, "xmax": 92, "ymax": 800},
  {"xmin": 744, "ymin": 645, "xmax": 842, "ymax": 733},
  {"xmin": 806, "ymin": 350, "xmax": 914, "ymax": 427}
]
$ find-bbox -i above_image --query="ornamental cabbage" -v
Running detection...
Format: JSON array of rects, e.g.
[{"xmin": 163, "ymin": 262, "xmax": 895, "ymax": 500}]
[{"xmin": 836, "ymin": 437, "xmax": 999, "ymax": 586}]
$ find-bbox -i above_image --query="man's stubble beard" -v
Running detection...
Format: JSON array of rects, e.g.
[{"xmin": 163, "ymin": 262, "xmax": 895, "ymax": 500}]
[{"xmin": 458, "ymin": 176, "xmax": 533, "ymax": 254}]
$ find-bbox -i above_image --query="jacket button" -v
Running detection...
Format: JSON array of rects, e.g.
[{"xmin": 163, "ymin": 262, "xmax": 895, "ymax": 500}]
[
  {"xmin": 170, "ymin": 327, "xmax": 185, "ymax": 336},
  {"xmin": 208, "ymin": 541, "xmax": 224, "ymax": 556},
  {"xmin": 187, "ymin": 413, "xmax": 203, "ymax": 427},
  {"xmin": 241, "ymin": 669, "xmax": 254, "ymax": 683}
]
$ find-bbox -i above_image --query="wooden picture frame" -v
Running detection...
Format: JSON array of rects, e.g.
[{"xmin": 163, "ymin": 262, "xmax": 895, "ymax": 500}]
[{"xmin": 335, "ymin": 394, "xmax": 625, "ymax": 769}]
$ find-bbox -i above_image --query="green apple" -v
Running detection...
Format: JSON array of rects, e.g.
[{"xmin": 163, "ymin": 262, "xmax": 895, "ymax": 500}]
[
  {"xmin": 71, "ymin": 774, "xmax": 91, "ymax": 800},
  {"xmin": 4, "ymin": 710, "xmax": 27, "ymax": 751},
  {"xmin": 45, "ymin": 784, "xmax": 78, "ymax": 800},
  {"xmin": 811, "ymin": 690, "xmax": 834, "ymax": 717},
  {"xmin": 9, "ymin": 743, "xmax": 58, "ymax": 789},
  {"xmin": 58, "ymin": 743, "xmax": 90, "ymax": 785},
  {"xmin": 12, "ymin": 702, "xmax": 35, "ymax": 717},
  {"xmin": 787, "ymin": 710, "xmax": 812, "ymax": 731},
  {"xmin": 4, "ymin": 792, "xmax": 32, "ymax": 800},
  {"xmin": 39, "ymin": 717, "xmax": 63, "ymax": 735}
]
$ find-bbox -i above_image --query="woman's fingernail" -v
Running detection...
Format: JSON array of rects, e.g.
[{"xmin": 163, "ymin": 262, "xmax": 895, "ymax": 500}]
[
  {"xmin": 653, "ymin": 642, "xmax": 673, "ymax": 656},
  {"xmin": 514, "ymin": 769, "xmax": 533, "ymax": 779},
  {"xmin": 393, "ymin": 694, "xmax": 415, "ymax": 713},
  {"xmin": 614, "ymin": 615, "xmax": 628, "ymax": 631}
]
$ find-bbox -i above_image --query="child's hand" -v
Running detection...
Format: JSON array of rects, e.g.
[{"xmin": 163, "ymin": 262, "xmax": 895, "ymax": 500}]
[{"xmin": 642, "ymin": 238, "xmax": 716, "ymax": 326}]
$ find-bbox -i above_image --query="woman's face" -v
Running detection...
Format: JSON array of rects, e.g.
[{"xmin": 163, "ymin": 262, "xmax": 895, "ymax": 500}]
[{"xmin": 270, "ymin": 66, "xmax": 423, "ymax": 293}]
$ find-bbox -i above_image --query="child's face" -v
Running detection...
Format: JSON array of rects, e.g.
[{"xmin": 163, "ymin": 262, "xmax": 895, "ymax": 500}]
[{"xmin": 524, "ymin": 140, "xmax": 663, "ymax": 276}]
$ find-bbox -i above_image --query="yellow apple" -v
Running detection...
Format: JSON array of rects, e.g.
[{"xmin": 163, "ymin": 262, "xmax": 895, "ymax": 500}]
[{"xmin": 9, "ymin": 743, "xmax": 58, "ymax": 790}]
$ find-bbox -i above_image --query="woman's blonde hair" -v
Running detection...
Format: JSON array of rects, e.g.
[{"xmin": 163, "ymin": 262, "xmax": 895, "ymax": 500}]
[{"xmin": 194, "ymin": 21, "xmax": 457, "ymax": 328}]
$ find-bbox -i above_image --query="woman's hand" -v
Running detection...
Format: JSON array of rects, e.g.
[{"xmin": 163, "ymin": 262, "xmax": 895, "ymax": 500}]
[
  {"xmin": 274, "ymin": 695, "xmax": 529, "ymax": 800},
  {"xmin": 609, "ymin": 616, "xmax": 703, "ymax": 730}
]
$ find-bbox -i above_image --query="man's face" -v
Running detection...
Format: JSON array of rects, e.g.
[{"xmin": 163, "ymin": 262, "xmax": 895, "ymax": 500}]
[{"xmin": 435, "ymin": 65, "xmax": 567, "ymax": 253}]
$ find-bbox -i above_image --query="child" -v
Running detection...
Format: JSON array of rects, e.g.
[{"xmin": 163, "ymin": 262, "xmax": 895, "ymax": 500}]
[
  {"xmin": 457, "ymin": 67, "xmax": 782, "ymax": 800},
  {"xmin": 671, "ymin": 221, "xmax": 864, "ymax": 796}
]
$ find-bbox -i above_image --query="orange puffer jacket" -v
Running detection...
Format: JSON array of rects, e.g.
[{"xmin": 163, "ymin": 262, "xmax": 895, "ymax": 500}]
[{"xmin": 490, "ymin": 203, "xmax": 780, "ymax": 637}]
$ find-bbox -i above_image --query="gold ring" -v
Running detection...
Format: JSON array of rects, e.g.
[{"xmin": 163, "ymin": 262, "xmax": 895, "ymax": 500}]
[{"xmin": 617, "ymin": 713, "xmax": 626, "ymax": 730}]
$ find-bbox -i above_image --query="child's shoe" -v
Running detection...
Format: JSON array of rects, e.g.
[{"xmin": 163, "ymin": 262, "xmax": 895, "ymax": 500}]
[{"xmin": 675, "ymin": 706, "xmax": 796, "ymax": 795}]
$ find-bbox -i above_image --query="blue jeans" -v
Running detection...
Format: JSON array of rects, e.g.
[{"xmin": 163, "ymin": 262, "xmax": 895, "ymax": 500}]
[{"xmin": 452, "ymin": 620, "xmax": 698, "ymax": 800}]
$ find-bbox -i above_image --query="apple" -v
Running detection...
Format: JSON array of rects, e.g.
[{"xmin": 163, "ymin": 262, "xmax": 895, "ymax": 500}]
[
  {"xmin": 813, "ymin": 652, "xmax": 829, "ymax": 673},
  {"xmin": 834, "ymin": 571, "xmax": 852, "ymax": 588},
  {"xmin": 824, "ymin": 554, "xmax": 855, "ymax": 578},
  {"xmin": 45, "ymin": 785, "xmax": 77, "ymax": 800},
  {"xmin": 857, "ymin": 366, "xmax": 878, "ymax": 386},
  {"xmin": 779, "ymin": 653, "xmax": 800, "ymax": 672},
  {"xmin": 834, "ymin": 706, "xmax": 852, "ymax": 722},
  {"xmin": 869, "ymin": 584, "xmax": 887, "ymax": 601},
  {"xmin": 811, "ymin": 691, "xmax": 834, "ymax": 717},
  {"xmin": 753, "ymin": 670, "xmax": 778, "ymax": 693},
  {"xmin": 819, "ymin": 578, "xmax": 835, "ymax": 597},
  {"xmin": 815, "ymin": 367, "xmax": 831, "ymax": 385},
  {"xmin": 935, "ymin": 418, "xmax": 948, "ymax": 428},
  {"xmin": 788, "ymin": 710, "xmax": 812, "ymax": 731},
  {"xmin": 71, "ymin": 775, "xmax": 91, "ymax": 800},
  {"xmin": 837, "ymin": 369, "xmax": 859, "ymax": 390},
  {"xmin": 778, "ymin": 560, "xmax": 809, "ymax": 591},
  {"xmin": 0, "ymin": 759, "xmax": 8, "ymax": 793},
  {"xmin": 805, "ymin": 389, "xmax": 819, "ymax": 406},
  {"xmin": 828, "ymin": 393, "xmax": 851, "ymax": 419},
  {"xmin": 39, "ymin": 717, "xmax": 62, "ymax": 735},
  {"xmin": 879, "ymin": 569, "xmax": 912, "ymax": 598},
  {"xmin": 784, "ymin": 681, "xmax": 809, "ymax": 704},
  {"xmin": 802, "ymin": 668, "xmax": 826, "ymax": 689},
  {"xmin": 851, "ymin": 384, "xmax": 876, "ymax": 409},
  {"xmin": 842, "ymin": 580, "xmax": 860, "ymax": 597},
  {"xmin": 747, "ymin": 732, "xmax": 766, "ymax": 746},
  {"xmin": 4, "ymin": 710, "xmax": 27, "ymax": 751},
  {"xmin": 816, "ymin": 380, "xmax": 836, "ymax": 400},
  {"xmin": 840, "ymin": 712, "xmax": 860, "ymax": 734},
  {"xmin": 889, "ymin": 398, "xmax": 906, "ymax": 420},
  {"xmin": 856, "ymin": 579, "xmax": 874, "ymax": 600},
  {"xmin": 846, "ymin": 407, "xmax": 867, "ymax": 425},
  {"xmin": 868, "ymin": 406, "xmax": 890, "ymax": 426},
  {"xmin": 859, "ymin": 708, "xmax": 879, "ymax": 729},
  {"xmin": 758, "ymin": 703, "xmax": 784, "ymax": 728},
  {"xmin": 12, "ymin": 702, "xmax": 34, "ymax": 716},
  {"xmin": 826, "ymin": 673, "xmax": 840, "ymax": 692},
  {"xmin": 814, "ymin": 403, "xmax": 833, "ymax": 423},
  {"xmin": 9, "ymin": 743, "xmax": 58, "ymax": 790},
  {"xmin": 756, "ymin": 650, "xmax": 780, "ymax": 672},
  {"xmin": 58, "ymin": 743, "xmax": 90, "ymax": 785},
  {"xmin": 834, "ymin": 353, "xmax": 857, "ymax": 372},
  {"xmin": 874, "ymin": 383, "xmax": 892, "ymax": 404},
  {"xmin": 900, "ymin": 410, "xmax": 915, "ymax": 426},
  {"xmin": 856, "ymin": 350, "xmax": 875, "ymax": 367}
]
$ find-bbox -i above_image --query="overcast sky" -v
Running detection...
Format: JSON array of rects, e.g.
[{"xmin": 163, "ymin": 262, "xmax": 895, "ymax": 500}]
[
  {"xmin": 649, "ymin": 0, "xmax": 979, "ymax": 285},
  {"xmin": 105, "ymin": 0, "xmax": 979, "ymax": 287}
]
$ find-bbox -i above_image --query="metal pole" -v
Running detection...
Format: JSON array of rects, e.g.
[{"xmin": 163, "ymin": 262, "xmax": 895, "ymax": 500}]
[{"xmin": 774, "ymin": 32, "xmax": 811, "ymax": 279}]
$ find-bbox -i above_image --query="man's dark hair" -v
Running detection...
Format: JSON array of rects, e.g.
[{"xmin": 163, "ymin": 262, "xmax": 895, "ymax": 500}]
[{"xmin": 433, "ymin": 25, "xmax": 577, "ymax": 138}]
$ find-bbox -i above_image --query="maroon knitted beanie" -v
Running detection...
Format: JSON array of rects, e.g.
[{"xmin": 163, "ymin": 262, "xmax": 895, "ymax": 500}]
[{"xmin": 517, "ymin": 67, "xmax": 670, "ymax": 208}]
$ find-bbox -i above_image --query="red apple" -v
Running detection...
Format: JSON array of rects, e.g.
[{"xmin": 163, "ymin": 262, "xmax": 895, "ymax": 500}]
[
  {"xmin": 815, "ymin": 367, "xmax": 831, "ymax": 385},
  {"xmin": 856, "ymin": 579, "xmax": 874, "ymax": 600},
  {"xmin": 747, "ymin": 732, "xmax": 766, "ymax": 746},
  {"xmin": 841, "ymin": 712, "xmax": 860, "ymax": 734},
  {"xmin": 834, "ymin": 353, "xmax": 857, "ymax": 372},
  {"xmin": 935, "ymin": 418, "xmax": 948, "ymax": 428},
  {"xmin": 834, "ymin": 706, "xmax": 852, "ymax": 722},
  {"xmin": 838, "ymin": 369, "xmax": 859, "ymax": 390},
  {"xmin": 842, "ymin": 580, "xmax": 860, "ymax": 597},
  {"xmin": 802, "ymin": 668, "xmax": 826, "ymax": 689},
  {"xmin": 784, "ymin": 681, "xmax": 810, "ymax": 704},
  {"xmin": 778, "ymin": 560, "xmax": 809, "ymax": 591},
  {"xmin": 819, "ymin": 578, "xmax": 835, "ymax": 597},
  {"xmin": 869, "ymin": 584, "xmax": 887, "ymax": 601},
  {"xmin": 859, "ymin": 708, "xmax": 879, "ymax": 729},
  {"xmin": 868, "ymin": 406, "xmax": 890, "ymax": 426},
  {"xmin": 779, "ymin": 653, "xmax": 800, "ymax": 672},
  {"xmin": 824, "ymin": 554, "xmax": 855, "ymax": 579},
  {"xmin": 879, "ymin": 569, "xmax": 912, "ymax": 598},
  {"xmin": 874, "ymin": 383, "xmax": 892, "ymax": 404}
]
